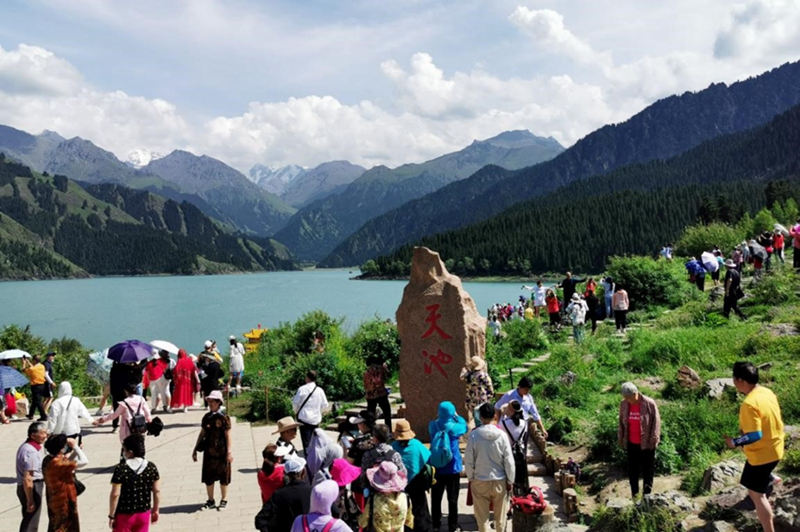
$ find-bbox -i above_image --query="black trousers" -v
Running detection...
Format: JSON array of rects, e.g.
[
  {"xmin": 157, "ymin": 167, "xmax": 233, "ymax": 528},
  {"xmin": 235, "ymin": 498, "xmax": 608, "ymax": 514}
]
[
  {"xmin": 695, "ymin": 274, "xmax": 705, "ymax": 292},
  {"xmin": 367, "ymin": 394, "xmax": 392, "ymax": 427},
  {"xmin": 406, "ymin": 470, "xmax": 432, "ymax": 532},
  {"xmin": 723, "ymin": 295, "xmax": 745, "ymax": 319},
  {"xmin": 431, "ymin": 472, "xmax": 460, "ymax": 531},
  {"xmin": 614, "ymin": 310, "xmax": 628, "ymax": 331},
  {"xmin": 27, "ymin": 384, "xmax": 48, "ymax": 420},
  {"xmin": 17, "ymin": 481, "xmax": 43, "ymax": 532},
  {"xmin": 627, "ymin": 442, "xmax": 655, "ymax": 497},
  {"xmin": 299, "ymin": 422, "xmax": 316, "ymax": 454},
  {"xmin": 794, "ymin": 247, "xmax": 800, "ymax": 269}
]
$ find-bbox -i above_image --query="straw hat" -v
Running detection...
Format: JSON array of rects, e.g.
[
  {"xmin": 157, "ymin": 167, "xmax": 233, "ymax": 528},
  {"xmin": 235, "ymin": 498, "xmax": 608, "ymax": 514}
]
[
  {"xmin": 366, "ymin": 461, "xmax": 408, "ymax": 493},
  {"xmin": 273, "ymin": 416, "xmax": 300, "ymax": 435},
  {"xmin": 468, "ymin": 356, "xmax": 486, "ymax": 372},
  {"xmin": 392, "ymin": 419, "xmax": 416, "ymax": 441}
]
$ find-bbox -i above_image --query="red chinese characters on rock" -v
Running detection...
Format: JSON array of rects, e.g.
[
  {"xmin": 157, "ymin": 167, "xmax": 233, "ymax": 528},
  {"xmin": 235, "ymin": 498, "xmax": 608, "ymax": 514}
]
[{"xmin": 420, "ymin": 304, "xmax": 453, "ymax": 377}]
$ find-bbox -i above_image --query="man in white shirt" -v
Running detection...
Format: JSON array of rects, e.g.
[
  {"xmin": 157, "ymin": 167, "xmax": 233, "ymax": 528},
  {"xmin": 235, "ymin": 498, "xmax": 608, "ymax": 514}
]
[
  {"xmin": 494, "ymin": 377, "xmax": 548, "ymax": 439},
  {"xmin": 291, "ymin": 370, "xmax": 329, "ymax": 453},
  {"xmin": 227, "ymin": 335, "xmax": 245, "ymax": 397}
]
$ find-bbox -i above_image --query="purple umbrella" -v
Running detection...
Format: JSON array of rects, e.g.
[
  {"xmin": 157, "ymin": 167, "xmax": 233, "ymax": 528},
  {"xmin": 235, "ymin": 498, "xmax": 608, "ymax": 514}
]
[{"xmin": 107, "ymin": 340, "xmax": 154, "ymax": 363}]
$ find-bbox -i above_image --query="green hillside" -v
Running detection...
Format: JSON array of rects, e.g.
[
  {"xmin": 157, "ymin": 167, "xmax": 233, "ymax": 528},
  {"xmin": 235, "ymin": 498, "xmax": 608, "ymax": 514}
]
[{"xmin": 0, "ymin": 155, "xmax": 298, "ymax": 278}]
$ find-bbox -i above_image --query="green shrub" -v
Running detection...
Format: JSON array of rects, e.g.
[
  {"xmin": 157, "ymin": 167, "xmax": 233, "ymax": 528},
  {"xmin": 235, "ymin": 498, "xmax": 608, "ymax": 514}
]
[
  {"xmin": 348, "ymin": 318, "xmax": 400, "ymax": 372},
  {"xmin": 749, "ymin": 267, "xmax": 800, "ymax": 306},
  {"xmin": 501, "ymin": 319, "xmax": 549, "ymax": 358},
  {"xmin": 781, "ymin": 448, "xmax": 800, "ymax": 474},
  {"xmin": 286, "ymin": 351, "xmax": 365, "ymax": 402},
  {"xmin": 606, "ymin": 256, "xmax": 695, "ymax": 309},
  {"xmin": 654, "ymin": 434, "xmax": 682, "ymax": 474},
  {"xmin": 659, "ymin": 400, "xmax": 739, "ymax": 460},
  {"xmin": 590, "ymin": 502, "xmax": 682, "ymax": 532},
  {"xmin": 675, "ymin": 222, "xmax": 744, "ymax": 260}
]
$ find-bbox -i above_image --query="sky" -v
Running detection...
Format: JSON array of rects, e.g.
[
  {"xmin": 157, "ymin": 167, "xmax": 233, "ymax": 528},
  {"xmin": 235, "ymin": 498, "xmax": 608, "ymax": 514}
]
[{"xmin": 0, "ymin": 0, "xmax": 799, "ymax": 174}]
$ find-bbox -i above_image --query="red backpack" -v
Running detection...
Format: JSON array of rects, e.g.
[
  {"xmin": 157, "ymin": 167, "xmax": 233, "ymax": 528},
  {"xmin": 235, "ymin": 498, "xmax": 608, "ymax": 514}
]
[
  {"xmin": 511, "ymin": 485, "xmax": 547, "ymax": 514},
  {"xmin": 301, "ymin": 515, "xmax": 338, "ymax": 532}
]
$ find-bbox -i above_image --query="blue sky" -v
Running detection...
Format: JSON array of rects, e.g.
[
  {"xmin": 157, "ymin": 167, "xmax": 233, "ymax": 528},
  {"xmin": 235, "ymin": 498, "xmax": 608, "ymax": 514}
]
[{"xmin": 1, "ymin": 1, "xmax": 798, "ymax": 172}]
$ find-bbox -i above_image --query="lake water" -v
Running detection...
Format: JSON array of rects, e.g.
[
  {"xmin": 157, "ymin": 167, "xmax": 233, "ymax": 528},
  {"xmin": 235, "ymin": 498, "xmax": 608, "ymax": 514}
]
[{"xmin": 1, "ymin": 270, "xmax": 526, "ymax": 351}]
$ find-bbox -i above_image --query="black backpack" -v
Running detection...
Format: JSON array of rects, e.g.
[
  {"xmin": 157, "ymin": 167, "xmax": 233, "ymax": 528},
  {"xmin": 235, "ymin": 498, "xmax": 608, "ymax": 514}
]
[{"xmin": 125, "ymin": 399, "xmax": 148, "ymax": 435}]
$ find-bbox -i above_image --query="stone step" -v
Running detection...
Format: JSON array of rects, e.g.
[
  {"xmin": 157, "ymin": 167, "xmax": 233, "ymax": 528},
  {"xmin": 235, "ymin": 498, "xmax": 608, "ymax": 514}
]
[
  {"xmin": 510, "ymin": 367, "xmax": 528, "ymax": 374},
  {"xmin": 521, "ymin": 361, "xmax": 537, "ymax": 368},
  {"xmin": 528, "ymin": 462, "xmax": 548, "ymax": 476}
]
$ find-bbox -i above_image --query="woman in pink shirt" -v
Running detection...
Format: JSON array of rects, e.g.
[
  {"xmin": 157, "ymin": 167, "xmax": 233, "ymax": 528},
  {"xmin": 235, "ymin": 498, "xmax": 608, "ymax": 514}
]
[{"xmin": 94, "ymin": 384, "xmax": 152, "ymax": 449}]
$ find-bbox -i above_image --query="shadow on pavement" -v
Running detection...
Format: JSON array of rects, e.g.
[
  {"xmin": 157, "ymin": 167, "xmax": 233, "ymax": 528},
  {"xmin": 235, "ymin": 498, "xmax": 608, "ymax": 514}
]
[
  {"xmin": 238, "ymin": 468, "xmax": 259, "ymax": 474},
  {"xmin": 160, "ymin": 503, "xmax": 203, "ymax": 515},
  {"xmin": 0, "ymin": 477, "xmax": 16, "ymax": 485}
]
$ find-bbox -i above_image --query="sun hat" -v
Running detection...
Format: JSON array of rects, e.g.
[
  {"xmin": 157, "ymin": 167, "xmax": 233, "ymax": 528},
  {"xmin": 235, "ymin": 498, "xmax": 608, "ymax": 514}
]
[
  {"xmin": 273, "ymin": 445, "xmax": 290, "ymax": 458},
  {"xmin": 571, "ymin": 292, "xmax": 581, "ymax": 301},
  {"xmin": 284, "ymin": 455, "xmax": 306, "ymax": 474},
  {"xmin": 310, "ymin": 480, "xmax": 339, "ymax": 515},
  {"xmin": 468, "ymin": 356, "xmax": 486, "ymax": 372},
  {"xmin": 725, "ymin": 259, "xmax": 736, "ymax": 268},
  {"xmin": 203, "ymin": 340, "xmax": 213, "ymax": 349},
  {"xmin": 392, "ymin": 419, "xmax": 416, "ymax": 441},
  {"xmin": 330, "ymin": 458, "xmax": 361, "ymax": 487},
  {"xmin": 273, "ymin": 416, "xmax": 300, "ymax": 435},
  {"xmin": 348, "ymin": 410, "xmax": 375, "ymax": 426},
  {"xmin": 206, "ymin": 390, "xmax": 224, "ymax": 402},
  {"xmin": 229, "ymin": 335, "xmax": 236, "ymax": 340},
  {"xmin": 366, "ymin": 460, "xmax": 408, "ymax": 493}
]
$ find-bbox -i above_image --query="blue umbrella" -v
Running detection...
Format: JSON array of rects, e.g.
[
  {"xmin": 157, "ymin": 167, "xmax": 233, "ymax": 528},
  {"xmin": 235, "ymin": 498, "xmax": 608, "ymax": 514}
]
[
  {"xmin": 87, "ymin": 349, "xmax": 113, "ymax": 384},
  {"xmin": 0, "ymin": 365, "xmax": 29, "ymax": 390},
  {"xmin": 107, "ymin": 340, "xmax": 154, "ymax": 363}
]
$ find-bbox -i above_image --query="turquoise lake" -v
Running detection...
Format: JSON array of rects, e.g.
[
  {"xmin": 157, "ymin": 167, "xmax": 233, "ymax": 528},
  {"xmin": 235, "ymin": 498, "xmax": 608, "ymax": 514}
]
[{"xmin": 0, "ymin": 270, "xmax": 527, "ymax": 352}]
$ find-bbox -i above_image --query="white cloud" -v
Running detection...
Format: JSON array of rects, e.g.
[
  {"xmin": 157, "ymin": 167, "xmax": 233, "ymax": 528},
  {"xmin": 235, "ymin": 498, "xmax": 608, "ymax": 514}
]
[
  {"xmin": 714, "ymin": 0, "xmax": 800, "ymax": 62},
  {"xmin": 0, "ymin": 44, "xmax": 83, "ymax": 96}
]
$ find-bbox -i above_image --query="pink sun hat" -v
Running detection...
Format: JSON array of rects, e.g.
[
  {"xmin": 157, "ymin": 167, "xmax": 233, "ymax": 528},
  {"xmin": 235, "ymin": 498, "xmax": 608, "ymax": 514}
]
[
  {"xmin": 366, "ymin": 460, "xmax": 408, "ymax": 493},
  {"xmin": 330, "ymin": 458, "xmax": 361, "ymax": 487}
]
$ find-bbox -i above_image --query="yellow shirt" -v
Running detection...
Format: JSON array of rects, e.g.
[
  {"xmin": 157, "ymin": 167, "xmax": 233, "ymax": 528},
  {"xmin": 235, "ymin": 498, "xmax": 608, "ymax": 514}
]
[
  {"xmin": 739, "ymin": 385, "xmax": 784, "ymax": 466},
  {"xmin": 524, "ymin": 307, "xmax": 534, "ymax": 320},
  {"xmin": 24, "ymin": 363, "xmax": 46, "ymax": 385}
]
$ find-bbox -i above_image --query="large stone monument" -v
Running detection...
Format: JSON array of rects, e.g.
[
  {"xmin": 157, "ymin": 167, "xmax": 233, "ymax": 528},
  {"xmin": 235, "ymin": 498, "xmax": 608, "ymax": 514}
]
[{"xmin": 396, "ymin": 247, "xmax": 487, "ymax": 441}]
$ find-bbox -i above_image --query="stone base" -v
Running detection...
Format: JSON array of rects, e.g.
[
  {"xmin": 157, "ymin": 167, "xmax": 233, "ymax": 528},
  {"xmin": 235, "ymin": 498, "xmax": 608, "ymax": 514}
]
[{"xmin": 512, "ymin": 504, "xmax": 555, "ymax": 531}]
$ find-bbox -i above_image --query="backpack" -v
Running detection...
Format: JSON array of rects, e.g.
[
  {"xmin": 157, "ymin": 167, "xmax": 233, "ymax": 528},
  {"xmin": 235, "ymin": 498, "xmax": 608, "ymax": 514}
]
[
  {"xmin": 301, "ymin": 515, "xmax": 338, "ymax": 532},
  {"xmin": 428, "ymin": 426, "xmax": 453, "ymax": 468},
  {"xmin": 125, "ymin": 398, "xmax": 148, "ymax": 435},
  {"xmin": 511, "ymin": 485, "xmax": 547, "ymax": 514}
]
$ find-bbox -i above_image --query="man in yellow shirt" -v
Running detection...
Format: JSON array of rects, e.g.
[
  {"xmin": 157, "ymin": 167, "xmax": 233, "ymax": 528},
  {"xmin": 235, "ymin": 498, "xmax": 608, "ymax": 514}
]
[
  {"xmin": 22, "ymin": 355, "xmax": 51, "ymax": 421},
  {"xmin": 725, "ymin": 361, "xmax": 784, "ymax": 532}
]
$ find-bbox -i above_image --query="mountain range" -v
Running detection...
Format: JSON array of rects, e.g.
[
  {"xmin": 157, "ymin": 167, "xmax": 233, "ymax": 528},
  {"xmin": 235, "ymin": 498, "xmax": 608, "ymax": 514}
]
[
  {"xmin": 274, "ymin": 130, "xmax": 564, "ymax": 261},
  {"xmin": 0, "ymin": 155, "xmax": 296, "ymax": 279},
  {"xmin": 321, "ymin": 60, "xmax": 800, "ymax": 267},
  {"xmin": 249, "ymin": 161, "xmax": 366, "ymax": 208},
  {"xmin": 0, "ymin": 126, "xmax": 296, "ymax": 236}
]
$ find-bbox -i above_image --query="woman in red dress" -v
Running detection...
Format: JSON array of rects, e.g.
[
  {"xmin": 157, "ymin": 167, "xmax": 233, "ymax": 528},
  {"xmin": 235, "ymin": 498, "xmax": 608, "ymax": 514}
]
[{"xmin": 170, "ymin": 349, "xmax": 197, "ymax": 412}]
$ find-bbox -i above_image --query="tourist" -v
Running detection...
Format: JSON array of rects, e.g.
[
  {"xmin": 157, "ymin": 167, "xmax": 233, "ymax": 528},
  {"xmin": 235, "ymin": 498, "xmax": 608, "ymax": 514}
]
[
  {"xmin": 192, "ymin": 390, "xmax": 232, "ymax": 511},
  {"xmin": 329, "ymin": 457, "xmax": 362, "ymax": 528},
  {"xmin": 557, "ymin": 271, "xmax": 585, "ymax": 310},
  {"xmin": 108, "ymin": 434, "xmax": 161, "ymax": 532},
  {"xmin": 228, "ymin": 335, "xmax": 245, "ymax": 397},
  {"xmin": 750, "ymin": 239, "xmax": 767, "ymax": 281},
  {"xmin": 545, "ymin": 288, "xmax": 561, "ymax": 331},
  {"xmin": 16, "ymin": 421, "xmax": 48, "ymax": 532},
  {"xmin": 498, "ymin": 400, "xmax": 528, "ymax": 495},
  {"xmin": 532, "ymin": 280, "xmax": 547, "ymax": 318},
  {"xmin": 345, "ymin": 410, "xmax": 376, "ymax": 509},
  {"xmin": 257, "ymin": 455, "xmax": 312, "ymax": 532},
  {"xmin": 197, "ymin": 349, "xmax": 224, "ymax": 402},
  {"xmin": 428, "ymin": 400, "xmax": 467, "ymax": 532},
  {"xmin": 710, "ymin": 251, "xmax": 724, "ymax": 287},
  {"xmin": 618, "ymin": 382, "xmax": 661, "ymax": 498},
  {"xmin": 292, "ymin": 370, "xmax": 329, "ymax": 452},
  {"xmin": 612, "ymin": 285, "xmax": 630, "ymax": 334},
  {"xmin": 773, "ymin": 228, "xmax": 785, "ymax": 263},
  {"xmin": 361, "ymin": 424, "xmax": 406, "ymax": 474},
  {"xmin": 42, "ymin": 433, "xmax": 88, "ymax": 532},
  {"xmin": 273, "ymin": 416, "xmax": 300, "ymax": 458},
  {"xmin": 94, "ymin": 383, "xmax": 152, "ymax": 448},
  {"xmin": 758, "ymin": 231, "xmax": 774, "ymax": 271},
  {"xmin": 22, "ymin": 355, "xmax": 50, "ymax": 421},
  {"xmin": 41, "ymin": 351, "xmax": 57, "ymax": 413},
  {"xmin": 170, "ymin": 348, "xmax": 197, "ymax": 412},
  {"xmin": 291, "ymin": 479, "xmax": 353, "ymax": 532},
  {"xmin": 660, "ymin": 243, "xmax": 673, "ymax": 261},
  {"xmin": 459, "ymin": 356, "xmax": 494, "ymax": 428},
  {"xmin": 685, "ymin": 257, "xmax": 707, "ymax": 291},
  {"xmin": 584, "ymin": 277, "xmax": 597, "ymax": 296},
  {"xmin": 145, "ymin": 350, "xmax": 172, "ymax": 413},
  {"xmin": 258, "ymin": 444, "xmax": 286, "ymax": 504},
  {"xmin": 488, "ymin": 315, "xmax": 501, "ymax": 341},
  {"xmin": 566, "ymin": 293, "xmax": 589, "ymax": 344},
  {"xmin": 363, "ymin": 356, "xmax": 391, "ymax": 427},
  {"xmin": 466, "ymin": 402, "xmax": 515, "ymax": 532},
  {"xmin": 732, "ymin": 245, "xmax": 744, "ymax": 274},
  {"xmin": 109, "ymin": 361, "xmax": 145, "ymax": 433},
  {"xmin": 495, "ymin": 377, "xmax": 548, "ymax": 441},
  {"xmin": 308, "ymin": 430, "xmax": 344, "ymax": 486},
  {"xmin": 601, "ymin": 276, "xmax": 615, "ymax": 319},
  {"xmin": 723, "ymin": 259, "xmax": 746, "ymax": 320},
  {"xmin": 47, "ymin": 381, "xmax": 93, "ymax": 444},
  {"xmin": 791, "ymin": 217, "xmax": 800, "ymax": 269},
  {"xmin": 524, "ymin": 301, "xmax": 534, "ymax": 320},
  {"xmin": 391, "ymin": 419, "xmax": 432, "ymax": 532},
  {"xmin": 359, "ymin": 461, "xmax": 413, "ymax": 532},
  {"xmin": 725, "ymin": 362, "xmax": 785, "ymax": 532},
  {"xmin": 585, "ymin": 290, "xmax": 602, "ymax": 334}
]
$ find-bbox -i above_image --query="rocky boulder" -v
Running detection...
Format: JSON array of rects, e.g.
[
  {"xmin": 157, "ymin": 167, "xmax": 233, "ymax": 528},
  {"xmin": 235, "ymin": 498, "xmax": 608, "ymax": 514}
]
[
  {"xmin": 774, "ymin": 478, "xmax": 800, "ymax": 531},
  {"xmin": 677, "ymin": 365, "xmax": 702, "ymax": 389},
  {"xmin": 702, "ymin": 460, "xmax": 743, "ymax": 493},
  {"xmin": 642, "ymin": 490, "xmax": 695, "ymax": 512},
  {"xmin": 705, "ymin": 378, "xmax": 735, "ymax": 399}
]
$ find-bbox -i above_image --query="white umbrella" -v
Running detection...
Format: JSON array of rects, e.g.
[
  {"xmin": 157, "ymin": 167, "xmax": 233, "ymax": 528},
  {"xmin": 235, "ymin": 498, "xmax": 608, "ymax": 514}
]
[
  {"xmin": 149, "ymin": 340, "xmax": 179, "ymax": 355},
  {"xmin": 774, "ymin": 223, "xmax": 790, "ymax": 236},
  {"xmin": 0, "ymin": 349, "xmax": 31, "ymax": 360}
]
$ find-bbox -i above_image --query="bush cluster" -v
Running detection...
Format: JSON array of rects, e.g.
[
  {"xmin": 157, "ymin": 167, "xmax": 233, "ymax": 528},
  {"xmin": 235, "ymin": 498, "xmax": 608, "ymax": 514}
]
[{"xmin": 605, "ymin": 256, "xmax": 696, "ymax": 309}]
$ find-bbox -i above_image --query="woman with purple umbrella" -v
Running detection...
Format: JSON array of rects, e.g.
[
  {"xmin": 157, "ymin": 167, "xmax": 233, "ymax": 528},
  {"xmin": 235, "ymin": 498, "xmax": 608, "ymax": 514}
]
[{"xmin": 106, "ymin": 341, "xmax": 149, "ymax": 434}]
